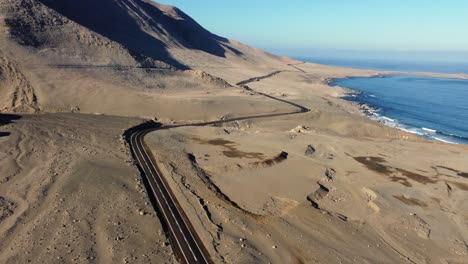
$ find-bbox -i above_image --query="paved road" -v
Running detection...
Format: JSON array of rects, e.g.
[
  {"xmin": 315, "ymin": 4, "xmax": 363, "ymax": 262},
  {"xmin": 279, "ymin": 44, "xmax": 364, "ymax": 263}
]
[
  {"xmin": 130, "ymin": 130, "xmax": 213, "ymax": 264},
  {"xmin": 126, "ymin": 70, "xmax": 310, "ymax": 264}
]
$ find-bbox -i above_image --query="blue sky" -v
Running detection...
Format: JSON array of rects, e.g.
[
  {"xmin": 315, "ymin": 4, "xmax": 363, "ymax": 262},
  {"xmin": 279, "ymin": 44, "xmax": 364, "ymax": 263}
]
[{"xmin": 156, "ymin": 1, "xmax": 468, "ymax": 60}]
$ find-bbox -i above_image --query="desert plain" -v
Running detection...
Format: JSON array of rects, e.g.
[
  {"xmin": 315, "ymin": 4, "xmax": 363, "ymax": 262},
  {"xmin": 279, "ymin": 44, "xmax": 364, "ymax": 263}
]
[{"xmin": 1, "ymin": 0, "xmax": 468, "ymax": 263}]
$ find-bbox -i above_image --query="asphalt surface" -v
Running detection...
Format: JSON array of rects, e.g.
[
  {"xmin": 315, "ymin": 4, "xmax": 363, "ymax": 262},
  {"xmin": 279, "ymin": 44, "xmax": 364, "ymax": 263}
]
[
  {"xmin": 131, "ymin": 130, "xmax": 213, "ymax": 264},
  {"xmin": 127, "ymin": 69, "xmax": 309, "ymax": 264}
]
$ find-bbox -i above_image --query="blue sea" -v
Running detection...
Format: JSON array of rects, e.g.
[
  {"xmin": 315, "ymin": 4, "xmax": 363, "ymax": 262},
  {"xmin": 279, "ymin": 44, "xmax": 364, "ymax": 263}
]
[
  {"xmin": 332, "ymin": 76, "xmax": 468, "ymax": 144},
  {"xmin": 297, "ymin": 57, "xmax": 468, "ymax": 74},
  {"xmin": 299, "ymin": 57, "xmax": 468, "ymax": 144}
]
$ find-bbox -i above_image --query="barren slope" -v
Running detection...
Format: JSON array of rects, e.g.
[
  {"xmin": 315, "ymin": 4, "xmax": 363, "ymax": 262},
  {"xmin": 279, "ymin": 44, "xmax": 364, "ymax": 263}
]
[{"xmin": 0, "ymin": 0, "xmax": 293, "ymax": 115}]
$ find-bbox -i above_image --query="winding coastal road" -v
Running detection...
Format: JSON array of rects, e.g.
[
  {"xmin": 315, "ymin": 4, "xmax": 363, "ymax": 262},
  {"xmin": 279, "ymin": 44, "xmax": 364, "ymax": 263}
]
[{"xmin": 126, "ymin": 67, "xmax": 309, "ymax": 264}]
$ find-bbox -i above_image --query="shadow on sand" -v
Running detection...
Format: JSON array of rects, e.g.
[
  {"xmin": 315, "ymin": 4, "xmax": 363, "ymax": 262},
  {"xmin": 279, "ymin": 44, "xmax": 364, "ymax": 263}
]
[
  {"xmin": 0, "ymin": 113, "xmax": 21, "ymax": 138},
  {"xmin": 0, "ymin": 132, "xmax": 11, "ymax": 137}
]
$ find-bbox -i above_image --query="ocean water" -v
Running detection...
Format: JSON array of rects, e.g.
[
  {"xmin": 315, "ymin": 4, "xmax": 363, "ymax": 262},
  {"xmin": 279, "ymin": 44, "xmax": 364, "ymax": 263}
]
[
  {"xmin": 331, "ymin": 76, "xmax": 468, "ymax": 144},
  {"xmin": 297, "ymin": 56, "xmax": 468, "ymax": 74}
]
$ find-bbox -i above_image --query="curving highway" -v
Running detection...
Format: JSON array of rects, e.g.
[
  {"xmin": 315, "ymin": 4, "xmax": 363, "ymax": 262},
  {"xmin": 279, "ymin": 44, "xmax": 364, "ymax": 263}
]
[{"xmin": 126, "ymin": 69, "xmax": 309, "ymax": 264}]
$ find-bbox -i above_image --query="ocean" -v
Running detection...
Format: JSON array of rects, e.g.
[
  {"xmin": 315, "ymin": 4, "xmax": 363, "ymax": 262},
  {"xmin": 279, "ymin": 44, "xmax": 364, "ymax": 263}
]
[
  {"xmin": 298, "ymin": 57, "xmax": 468, "ymax": 144},
  {"xmin": 332, "ymin": 76, "xmax": 468, "ymax": 144},
  {"xmin": 297, "ymin": 56, "xmax": 468, "ymax": 74}
]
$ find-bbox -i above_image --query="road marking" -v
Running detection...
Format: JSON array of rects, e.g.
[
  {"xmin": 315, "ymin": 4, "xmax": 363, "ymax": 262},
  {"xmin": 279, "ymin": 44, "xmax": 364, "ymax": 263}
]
[
  {"xmin": 135, "ymin": 132, "xmax": 199, "ymax": 262},
  {"xmin": 131, "ymin": 132, "xmax": 191, "ymax": 263},
  {"xmin": 140, "ymin": 130, "xmax": 210, "ymax": 264},
  {"xmin": 136, "ymin": 132, "xmax": 200, "ymax": 262},
  {"xmin": 132, "ymin": 132, "xmax": 198, "ymax": 263}
]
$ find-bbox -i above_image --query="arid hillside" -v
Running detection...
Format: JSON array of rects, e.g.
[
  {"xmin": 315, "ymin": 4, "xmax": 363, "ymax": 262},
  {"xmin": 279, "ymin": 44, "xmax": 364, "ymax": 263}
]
[{"xmin": 0, "ymin": 0, "xmax": 293, "ymax": 114}]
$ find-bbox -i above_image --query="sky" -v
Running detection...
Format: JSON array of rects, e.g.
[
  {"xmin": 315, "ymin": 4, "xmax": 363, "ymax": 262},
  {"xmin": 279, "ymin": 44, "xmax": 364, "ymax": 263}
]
[{"xmin": 156, "ymin": 0, "xmax": 468, "ymax": 61}]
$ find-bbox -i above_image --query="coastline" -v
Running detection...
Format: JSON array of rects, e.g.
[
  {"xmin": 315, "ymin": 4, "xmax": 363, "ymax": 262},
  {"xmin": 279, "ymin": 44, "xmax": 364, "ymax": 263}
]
[{"xmin": 324, "ymin": 73, "xmax": 468, "ymax": 145}]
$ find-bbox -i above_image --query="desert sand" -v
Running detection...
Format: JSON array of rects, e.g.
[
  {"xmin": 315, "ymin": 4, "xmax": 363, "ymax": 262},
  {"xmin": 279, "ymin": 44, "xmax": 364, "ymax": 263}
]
[
  {"xmin": 144, "ymin": 63, "xmax": 468, "ymax": 264},
  {"xmin": 1, "ymin": 0, "xmax": 467, "ymax": 263}
]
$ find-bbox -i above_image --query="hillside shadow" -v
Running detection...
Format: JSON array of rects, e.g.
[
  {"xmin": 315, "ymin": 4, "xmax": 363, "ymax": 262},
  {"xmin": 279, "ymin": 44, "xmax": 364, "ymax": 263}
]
[
  {"xmin": 0, "ymin": 132, "xmax": 11, "ymax": 137},
  {"xmin": 39, "ymin": 0, "xmax": 243, "ymax": 69},
  {"xmin": 0, "ymin": 114, "xmax": 21, "ymax": 138},
  {"xmin": 136, "ymin": 0, "xmax": 243, "ymax": 57},
  {"xmin": 39, "ymin": 0, "xmax": 187, "ymax": 69}
]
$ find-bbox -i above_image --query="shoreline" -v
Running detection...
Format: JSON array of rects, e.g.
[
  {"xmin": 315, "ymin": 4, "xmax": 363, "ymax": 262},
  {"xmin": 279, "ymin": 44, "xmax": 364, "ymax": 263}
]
[
  {"xmin": 324, "ymin": 73, "xmax": 467, "ymax": 145},
  {"xmin": 299, "ymin": 58, "xmax": 468, "ymax": 80},
  {"xmin": 322, "ymin": 70, "xmax": 468, "ymax": 86}
]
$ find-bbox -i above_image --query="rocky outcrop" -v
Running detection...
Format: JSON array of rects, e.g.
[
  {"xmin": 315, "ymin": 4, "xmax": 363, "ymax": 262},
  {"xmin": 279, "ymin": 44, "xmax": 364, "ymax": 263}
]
[
  {"xmin": 305, "ymin": 144, "xmax": 316, "ymax": 156},
  {"xmin": 1, "ymin": 0, "xmax": 145, "ymax": 66},
  {"xmin": 0, "ymin": 196, "xmax": 16, "ymax": 223},
  {"xmin": 186, "ymin": 70, "xmax": 232, "ymax": 88},
  {"xmin": 0, "ymin": 50, "xmax": 39, "ymax": 113}
]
